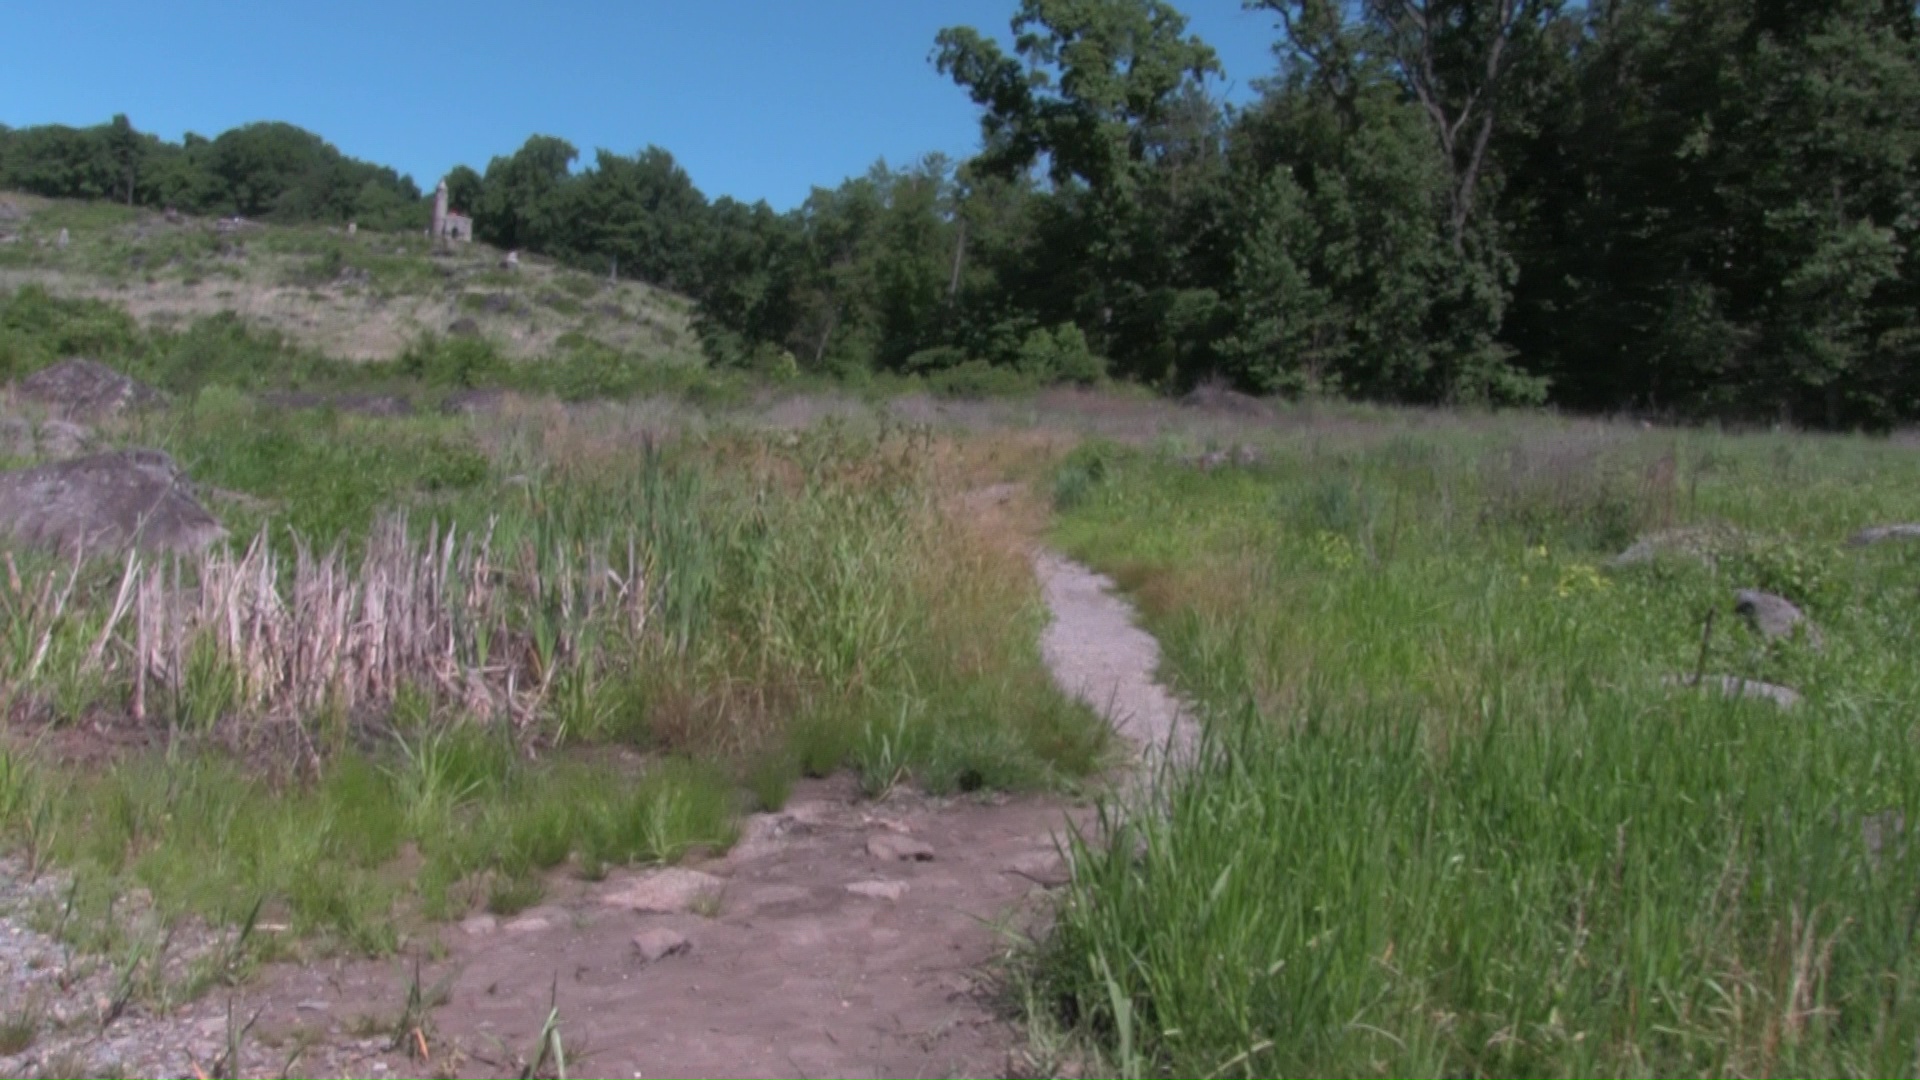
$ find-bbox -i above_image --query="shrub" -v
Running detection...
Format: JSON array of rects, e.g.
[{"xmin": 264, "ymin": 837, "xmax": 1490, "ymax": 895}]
[
  {"xmin": 928, "ymin": 358, "xmax": 1038, "ymax": 399},
  {"xmin": 397, "ymin": 334, "xmax": 509, "ymax": 388},
  {"xmin": 1017, "ymin": 323, "xmax": 1107, "ymax": 386}
]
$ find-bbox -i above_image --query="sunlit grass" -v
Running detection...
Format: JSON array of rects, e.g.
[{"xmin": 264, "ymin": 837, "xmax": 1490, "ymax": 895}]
[{"xmin": 1040, "ymin": 420, "xmax": 1920, "ymax": 1077}]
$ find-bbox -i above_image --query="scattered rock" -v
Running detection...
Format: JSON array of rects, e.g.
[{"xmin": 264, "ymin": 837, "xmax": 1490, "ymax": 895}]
[
  {"xmin": 600, "ymin": 868, "xmax": 725, "ymax": 914},
  {"xmin": 1848, "ymin": 523, "xmax": 1920, "ymax": 547},
  {"xmin": 1734, "ymin": 589, "xmax": 1819, "ymax": 645},
  {"xmin": 15, "ymin": 359, "xmax": 165, "ymax": 422},
  {"xmin": 630, "ymin": 928, "xmax": 692, "ymax": 964},
  {"xmin": 448, "ymin": 316, "xmax": 481, "ymax": 337},
  {"xmin": 459, "ymin": 914, "xmax": 498, "ymax": 936},
  {"xmin": 0, "ymin": 200, "xmax": 20, "ymax": 222},
  {"xmin": 0, "ymin": 448, "xmax": 226, "ymax": 555},
  {"xmin": 866, "ymin": 833, "xmax": 935, "ymax": 863},
  {"xmin": 845, "ymin": 880, "xmax": 909, "ymax": 902},
  {"xmin": 1664, "ymin": 673, "xmax": 1802, "ymax": 710},
  {"xmin": 1608, "ymin": 525, "xmax": 1750, "ymax": 568}
]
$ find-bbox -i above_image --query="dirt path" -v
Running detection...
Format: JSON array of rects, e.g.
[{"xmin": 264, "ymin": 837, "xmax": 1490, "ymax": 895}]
[
  {"xmin": 13, "ymin": 521, "xmax": 1187, "ymax": 1080},
  {"xmin": 1033, "ymin": 551, "xmax": 1197, "ymax": 775}
]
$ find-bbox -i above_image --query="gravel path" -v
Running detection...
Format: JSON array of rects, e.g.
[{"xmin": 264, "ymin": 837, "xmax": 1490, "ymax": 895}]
[{"xmin": 1033, "ymin": 550, "xmax": 1198, "ymax": 777}]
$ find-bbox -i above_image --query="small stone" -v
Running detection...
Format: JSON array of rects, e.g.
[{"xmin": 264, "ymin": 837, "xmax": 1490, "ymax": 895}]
[
  {"xmin": 599, "ymin": 868, "xmax": 725, "ymax": 914},
  {"xmin": 460, "ymin": 914, "xmax": 497, "ymax": 936},
  {"xmin": 630, "ymin": 928, "xmax": 691, "ymax": 964},
  {"xmin": 865, "ymin": 833, "xmax": 934, "ymax": 862},
  {"xmin": 846, "ymin": 880, "xmax": 909, "ymax": 902}
]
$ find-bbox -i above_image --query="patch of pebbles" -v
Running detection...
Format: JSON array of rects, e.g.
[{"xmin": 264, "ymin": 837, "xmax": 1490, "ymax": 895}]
[{"xmin": 0, "ymin": 860, "xmax": 281, "ymax": 1079}]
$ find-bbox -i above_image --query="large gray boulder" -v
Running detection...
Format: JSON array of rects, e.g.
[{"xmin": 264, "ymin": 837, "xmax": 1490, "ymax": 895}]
[
  {"xmin": 0, "ymin": 449, "xmax": 225, "ymax": 555},
  {"xmin": 1734, "ymin": 589, "xmax": 1820, "ymax": 646},
  {"xmin": 15, "ymin": 360, "xmax": 164, "ymax": 422}
]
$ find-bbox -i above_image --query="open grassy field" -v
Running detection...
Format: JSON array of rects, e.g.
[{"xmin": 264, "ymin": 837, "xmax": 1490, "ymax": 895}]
[
  {"xmin": 1037, "ymin": 418, "xmax": 1920, "ymax": 1076},
  {"xmin": 7, "ymin": 192, "xmax": 1920, "ymax": 1077}
]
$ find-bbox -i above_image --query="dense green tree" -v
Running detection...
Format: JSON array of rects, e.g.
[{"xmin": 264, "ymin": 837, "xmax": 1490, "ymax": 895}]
[
  {"xmin": 935, "ymin": 0, "xmax": 1226, "ymax": 379},
  {"xmin": 475, "ymin": 135, "xmax": 577, "ymax": 251},
  {"xmin": 563, "ymin": 146, "xmax": 709, "ymax": 289}
]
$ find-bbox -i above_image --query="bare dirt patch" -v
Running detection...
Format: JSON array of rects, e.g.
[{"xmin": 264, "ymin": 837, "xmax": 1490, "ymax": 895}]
[{"xmin": 203, "ymin": 776, "xmax": 1084, "ymax": 1080}]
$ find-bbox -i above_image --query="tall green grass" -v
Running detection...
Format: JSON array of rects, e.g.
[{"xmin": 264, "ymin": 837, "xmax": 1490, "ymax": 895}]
[
  {"xmin": 0, "ymin": 404, "xmax": 1106, "ymax": 952},
  {"xmin": 1041, "ymin": 421, "xmax": 1920, "ymax": 1076}
]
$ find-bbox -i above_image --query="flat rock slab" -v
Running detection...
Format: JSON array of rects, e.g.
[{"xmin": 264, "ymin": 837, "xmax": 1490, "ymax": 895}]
[
  {"xmin": 866, "ymin": 832, "xmax": 935, "ymax": 862},
  {"xmin": 598, "ymin": 867, "xmax": 725, "ymax": 914},
  {"xmin": 1666, "ymin": 673, "xmax": 1802, "ymax": 710},
  {"xmin": 1849, "ymin": 523, "xmax": 1920, "ymax": 546},
  {"xmin": 15, "ymin": 359, "xmax": 164, "ymax": 421},
  {"xmin": 846, "ymin": 879, "xmax": 910, "ymax": 902},
  {"xmin": 0, "ymin": 448, "xmax": 225, "ymax": 555},
  {"xmin": 630, "ymin": 928, "xmax": 692, "ymax": 963}
]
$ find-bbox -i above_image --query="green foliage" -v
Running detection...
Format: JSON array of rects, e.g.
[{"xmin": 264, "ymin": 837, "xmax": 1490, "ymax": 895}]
[
  {"xmin": 0, "ymin": 117, "xmax": 423, "ymax": 227},
  {"xmin": 1044, "ymin": 417, "xmax": 1920, "ymax": 1075},
  {"xmin": 395, "ymin": 334, "xmax": 509, "ymax": 389},
  {"xmin": 1017, "ymin": 323, "xmax": 1107, "ymax": 385}
]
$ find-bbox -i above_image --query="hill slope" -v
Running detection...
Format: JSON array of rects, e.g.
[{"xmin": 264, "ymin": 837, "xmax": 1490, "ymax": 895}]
[{"xmin": 0, "ymin": 193, "xmax": 700, "ymax": 364}]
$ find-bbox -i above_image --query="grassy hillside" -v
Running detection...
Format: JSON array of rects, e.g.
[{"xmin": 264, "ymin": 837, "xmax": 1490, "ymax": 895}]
[{"xmin": 0, "ymin": 192, "xmax": 698, "ymax": 364}]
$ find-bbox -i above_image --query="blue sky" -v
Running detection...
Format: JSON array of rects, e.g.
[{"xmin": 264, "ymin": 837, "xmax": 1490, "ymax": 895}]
[{"xmin": 3, "ymin": 1, "xmax": 1283, "ymax": 211}]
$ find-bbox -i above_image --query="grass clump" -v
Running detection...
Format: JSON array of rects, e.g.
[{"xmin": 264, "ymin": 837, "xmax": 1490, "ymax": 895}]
[{"xmin": 1039, "ymin": 419, "xmax": 1920, "ymax": 1076}]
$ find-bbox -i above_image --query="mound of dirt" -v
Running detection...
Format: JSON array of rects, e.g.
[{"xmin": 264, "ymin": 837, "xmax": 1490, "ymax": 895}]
[
  {"xmin": 0, "ymin": 449, "xmax": 226, "ymax": 555},
  {"xmin": 15, "ymin": 359, "xmax": 165, "ymax": 421},
  {"xmin": 1181, "ymin": 379, "xmax": 1274, "ymax": 419}
]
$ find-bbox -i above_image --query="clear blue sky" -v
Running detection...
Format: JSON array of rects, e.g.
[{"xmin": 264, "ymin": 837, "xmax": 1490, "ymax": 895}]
[{"xmin": 2, "ymin": 1, "xmax": 1283, "ymax": 211}]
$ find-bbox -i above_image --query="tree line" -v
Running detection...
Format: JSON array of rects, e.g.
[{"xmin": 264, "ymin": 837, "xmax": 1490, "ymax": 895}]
[
  {"xmin": 3, "ymin": 0, "xmax": 1916, "ymax": 425},
  {"xmin": 0, "ymin": 117, "xmax": 426, "ymax": 230}
]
